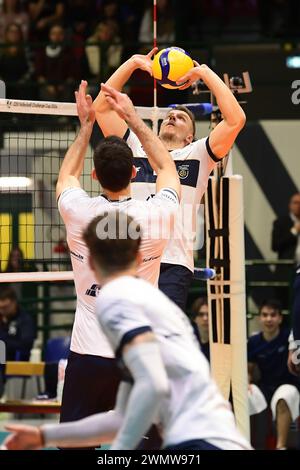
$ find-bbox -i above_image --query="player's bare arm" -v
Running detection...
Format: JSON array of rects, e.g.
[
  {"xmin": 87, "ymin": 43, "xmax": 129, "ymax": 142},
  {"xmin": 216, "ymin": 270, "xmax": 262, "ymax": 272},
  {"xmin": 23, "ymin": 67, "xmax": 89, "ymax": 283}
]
[
  {"xmin": 56, "ymin": 80, "xmax": 95, "ymax": 199},
  {"xmin": 93, "ymin": 48, "xmax": 157, "ymax": 137},
  {"xmin": 177, "ymin": 62, "xmax": 246, "ymax": 158},
  {"xmin": 101, "ymin": 83, "xmax": 181, "ymax": 199}
]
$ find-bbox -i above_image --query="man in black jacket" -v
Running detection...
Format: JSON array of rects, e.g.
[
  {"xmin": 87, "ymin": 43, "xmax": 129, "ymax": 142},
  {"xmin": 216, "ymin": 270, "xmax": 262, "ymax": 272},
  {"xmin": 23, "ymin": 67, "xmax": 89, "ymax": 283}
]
[
  {"xmin": 0, "ymin": 285, "xmax": 36, "ymax": 397},
  {"xmin": 272, "ymin": 193, "xmax": 300, "ymax": 260},
  {"xmin": 272, "ymin": 193, "xmax": 300, "ymax": 308}
]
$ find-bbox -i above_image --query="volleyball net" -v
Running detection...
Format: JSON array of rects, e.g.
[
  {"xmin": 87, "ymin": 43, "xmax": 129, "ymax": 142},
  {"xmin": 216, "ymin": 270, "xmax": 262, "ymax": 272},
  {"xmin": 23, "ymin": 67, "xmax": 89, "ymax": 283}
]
[{"xmin": 0, "ymin": 98, "xmax": 169, "ymax": 282}]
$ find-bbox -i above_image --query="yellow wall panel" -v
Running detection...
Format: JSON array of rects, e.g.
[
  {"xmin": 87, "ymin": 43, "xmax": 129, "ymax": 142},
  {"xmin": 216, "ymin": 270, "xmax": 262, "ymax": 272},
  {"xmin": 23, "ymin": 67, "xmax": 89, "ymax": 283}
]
[
  {"xmin": 19, "ymin": 212, "xmax": 34, "ymax": 259},
  {"xmin": 0, "ymin": 213, "xmax": 12, "ymax": 271}
]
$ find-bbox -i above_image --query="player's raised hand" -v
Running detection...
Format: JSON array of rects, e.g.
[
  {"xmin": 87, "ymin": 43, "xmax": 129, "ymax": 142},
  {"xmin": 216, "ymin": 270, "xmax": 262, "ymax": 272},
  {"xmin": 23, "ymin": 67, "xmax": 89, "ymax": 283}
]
[
  {"xmin": 130, "ymin": 47, "xmax": 158, "ymax": 76},
  {"xmin": 176, "ymin": 61, "xmax": 208, "ymax": 90},
  {"xmin": 3, "ymin": 424, "xmax": 44, "ymax": 450},
  {"xmin": 101, "ymin": 83, "xmax": 136, "ymax": 122},
  {"xmin": 75, "ymin": 80, "xmax": 95, "ymax": 127}
]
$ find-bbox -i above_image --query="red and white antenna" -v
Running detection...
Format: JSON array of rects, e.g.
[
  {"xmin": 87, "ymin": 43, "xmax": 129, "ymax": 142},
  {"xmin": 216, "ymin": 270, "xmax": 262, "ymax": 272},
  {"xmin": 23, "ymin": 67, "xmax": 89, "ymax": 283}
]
[
  {"xmin": 153, "ymin": 0, "xmax": 157, "ymax": 109},
  {"xmin": 152, "ymin": 0, "xmax": 159, "ymax": 134}
]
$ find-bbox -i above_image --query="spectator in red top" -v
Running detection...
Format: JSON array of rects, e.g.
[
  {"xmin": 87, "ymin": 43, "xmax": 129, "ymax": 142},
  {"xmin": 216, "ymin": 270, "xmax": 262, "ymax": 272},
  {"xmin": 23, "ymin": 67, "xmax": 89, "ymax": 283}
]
[{"xmin": 35, "ymin": 23, "xmax": 75, "ymax": 102}]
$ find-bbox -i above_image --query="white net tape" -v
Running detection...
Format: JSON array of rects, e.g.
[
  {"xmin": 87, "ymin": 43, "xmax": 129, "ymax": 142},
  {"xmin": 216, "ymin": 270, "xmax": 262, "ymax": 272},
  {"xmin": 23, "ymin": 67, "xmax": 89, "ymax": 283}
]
[{"xmin": 0, "ymin": 98, "xmax": 169, "ymax": 120}]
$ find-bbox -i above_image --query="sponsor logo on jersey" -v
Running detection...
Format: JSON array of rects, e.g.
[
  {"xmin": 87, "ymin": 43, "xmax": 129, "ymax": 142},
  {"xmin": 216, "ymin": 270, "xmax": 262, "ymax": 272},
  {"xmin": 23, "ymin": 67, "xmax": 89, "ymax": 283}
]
[
  {"xmin": 85, "ymin": 284, "xmax": 101, "ymax": 297},
  {"xmin": 70, "ymin": 250, "xmax": 84, "ymax": 261}
]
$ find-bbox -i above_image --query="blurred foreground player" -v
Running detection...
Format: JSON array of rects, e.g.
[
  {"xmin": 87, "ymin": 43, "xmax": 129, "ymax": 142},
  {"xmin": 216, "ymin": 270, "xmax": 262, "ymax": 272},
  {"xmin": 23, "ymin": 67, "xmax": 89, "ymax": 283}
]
[{"xmin": 4, "ymin": 212, "xmax": 251, "ymax": 451}]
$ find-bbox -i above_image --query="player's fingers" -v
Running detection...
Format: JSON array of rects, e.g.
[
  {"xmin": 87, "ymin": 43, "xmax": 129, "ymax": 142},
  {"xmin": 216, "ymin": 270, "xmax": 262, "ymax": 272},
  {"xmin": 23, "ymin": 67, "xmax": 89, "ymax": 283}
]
[
  {"xmin": 86, "ymin": 95, "xmax": 93, "ymax": 106},
  {"xmin": 147, "ymin": 47, "xmax": 158, "ymax": 58},
  {"xmin": 5, "ymin": 424, "xmax": 24, "ymax": 432},
  {"xmin": 176, "ymin": 71, "xmax": 192, "ymax": 84},
  {"xmin": 101, "ymin": 84, "xmax": 120, "ymax": 101},
  {"xmin": 104, "ymin": 95, "xmax": 116, "ymax": 107},
  {"xmin": 177, "ymin": 82, "xmax": 191, "ymax": 91},
  {"xmin": 193, "ymin": 60, "xmax": 200, "ymax": 67}
]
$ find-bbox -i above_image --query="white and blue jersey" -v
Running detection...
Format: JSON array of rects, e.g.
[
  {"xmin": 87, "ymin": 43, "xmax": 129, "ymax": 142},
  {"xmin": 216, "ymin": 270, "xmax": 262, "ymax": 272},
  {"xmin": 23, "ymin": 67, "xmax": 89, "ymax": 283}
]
[
  {"xmin": 58, "ymin": 187, "xmax": 179, "ymax": 357},
  {"xmin": 97, "ymin": 275, "xmax": 251, "ymax": 449},
  {"xmin": 125, "ymin": 130, "xmax": 218, "ymax": 272}
]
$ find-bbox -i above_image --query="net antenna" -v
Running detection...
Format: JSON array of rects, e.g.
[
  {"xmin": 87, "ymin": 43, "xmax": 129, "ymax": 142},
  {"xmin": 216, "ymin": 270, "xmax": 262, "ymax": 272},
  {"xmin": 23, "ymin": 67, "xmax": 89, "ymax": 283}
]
[{"xmin": 152, "ymin": 0, "xmax": 159, "ymax": 134}]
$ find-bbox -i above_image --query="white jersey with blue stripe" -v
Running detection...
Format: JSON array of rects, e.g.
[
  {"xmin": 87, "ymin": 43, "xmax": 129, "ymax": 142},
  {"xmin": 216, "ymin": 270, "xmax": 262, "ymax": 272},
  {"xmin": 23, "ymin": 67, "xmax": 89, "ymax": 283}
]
[
  {"xmin": 58, "ymin": 187, "xmax": 179, "ymax": 357},
  {"xmin": 125, "ymin": 130, "xmax": 217, "ymax": 272},
  {"xmin": 97, "ymin": 275, "xmax": 251, "ymax": 449}
]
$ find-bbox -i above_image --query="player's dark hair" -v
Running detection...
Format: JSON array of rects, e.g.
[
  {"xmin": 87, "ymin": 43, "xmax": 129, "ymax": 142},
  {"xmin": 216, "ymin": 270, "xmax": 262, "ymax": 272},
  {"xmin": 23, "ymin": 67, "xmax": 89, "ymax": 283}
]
[
  {"xmin": 259, "ymin": 299, "xmax": 282, "ymax": 315},
  {"xmin": 93, "ymin": 136, "xmax": 134, "ymax": 192},
  {"xmin": 0, "ymin": 285, "xmax": 17, "ymax": 302},
  {"xmin": 83, "ymin": 211, "xmax": 142, "ymax": 276},
  {"xmin": 190, "ymin": 296, "xmax": 208, "ymax": 320}
]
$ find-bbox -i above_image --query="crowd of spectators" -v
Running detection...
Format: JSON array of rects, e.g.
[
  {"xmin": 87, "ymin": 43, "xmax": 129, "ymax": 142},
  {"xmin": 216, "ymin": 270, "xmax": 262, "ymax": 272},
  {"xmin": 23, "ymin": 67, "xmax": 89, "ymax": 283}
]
[{"xmin": 0, "ymin": 0, "xmax": 299, "ymax": 102}]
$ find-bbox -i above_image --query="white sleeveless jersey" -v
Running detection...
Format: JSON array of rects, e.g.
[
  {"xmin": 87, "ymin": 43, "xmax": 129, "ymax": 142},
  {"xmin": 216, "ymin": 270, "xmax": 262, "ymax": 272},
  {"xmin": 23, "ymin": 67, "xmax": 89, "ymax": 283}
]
[
  {"xmin": 97, "ymin": 276, "xmax": 251, "ymax": 449},
  {"xmin": 58, "ymin": 187, "xmax": 179, "ymax": 357},
  {"xmin": 126, "ymin": 130, "xmax": 217, "ymax": 272}
]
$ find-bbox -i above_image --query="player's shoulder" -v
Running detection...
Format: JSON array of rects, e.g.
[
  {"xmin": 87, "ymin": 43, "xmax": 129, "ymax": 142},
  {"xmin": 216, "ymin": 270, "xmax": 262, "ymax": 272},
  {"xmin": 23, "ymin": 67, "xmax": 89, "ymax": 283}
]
[
  {"xmin": 146, "ymin": 188, "xmax": 179, "ymax": 206},
  {"xmin": 100, "ymin": 276, "xmax": 148, "ymax": 302},
  {"xmin": 171, "ymin": 137, "xmax": 207, "ymax": 159}
]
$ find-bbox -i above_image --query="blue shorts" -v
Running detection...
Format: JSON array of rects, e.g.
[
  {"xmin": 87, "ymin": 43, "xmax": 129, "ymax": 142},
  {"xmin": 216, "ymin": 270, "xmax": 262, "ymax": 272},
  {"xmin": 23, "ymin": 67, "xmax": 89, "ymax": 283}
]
[
  {"xmin": 59, "ymin": 351, "xmax": 121, "ymax": 449},
  {"xmin": 159, "ymin": 263, "xmax": 193, "ymax": 311}
]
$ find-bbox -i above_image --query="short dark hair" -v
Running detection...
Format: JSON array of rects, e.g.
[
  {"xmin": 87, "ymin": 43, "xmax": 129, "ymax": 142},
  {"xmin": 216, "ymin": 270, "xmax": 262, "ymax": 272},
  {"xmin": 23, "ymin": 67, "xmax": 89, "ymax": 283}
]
[
  {"xmin": 82, "ymin": 211, "xmax": 142, "ymax": 276},
  {"xmin": 167, "ymin": 105, "xmax": 196, "ymax": 137},
  {"xmin": 259, "ymin": 299, "xmax": 282, "ymax": 315},
  {"xmin": 0, "ymin": 285, "xmax": 17, "ymax": 302},
  {"xmin": 191, "ymin": 296, "xmax": 208, "ymax": 320},
  {"xmin": 93, "ymin": 136, "xmax": 134, "ymax": 192}
]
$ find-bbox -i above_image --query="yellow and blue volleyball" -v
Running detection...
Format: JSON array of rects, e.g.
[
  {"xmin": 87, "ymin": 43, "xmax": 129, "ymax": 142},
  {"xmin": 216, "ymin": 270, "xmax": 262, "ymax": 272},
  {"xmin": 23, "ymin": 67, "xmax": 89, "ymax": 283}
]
[{"xmin": 152, "ymin": 47, "xmax": 194, "ymax": 89}]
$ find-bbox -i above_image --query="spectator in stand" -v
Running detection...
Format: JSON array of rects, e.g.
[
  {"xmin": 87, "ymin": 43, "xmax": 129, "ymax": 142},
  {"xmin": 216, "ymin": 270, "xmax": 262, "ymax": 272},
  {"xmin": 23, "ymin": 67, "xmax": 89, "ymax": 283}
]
[
  {"xmin": 190, "ymin": 296, "xmax": 210, "ymax": 362},
  {"xmin": 272, "ymin": 192, "xmax": 300, "ymax": 308},
  {"xmin": 0, "ymin": 284, "xmax": 35, "ymax": 360},
  {"xmin": 65, "ymin": 0, "xmax": 95, "ymax": 81},
  {"xmin": 0, "ymin": 0, "xmax": 30, "ymax": 42},
  {"xmin": 287, "ymin": 266, "xmax": 300, "ymax": 377},
  {"xmin": 0, "ymin": 285, "xmax": 36, "ymax": 397},
  {"xmin": 272, "ymin": 192, "xmax": 300, "ymax": 262},
  {"xmin": 139, "ymin": 0, "xmax": 175, "ymax": 45},
  {"xmin": 248, "ymin": 299, "xmax": 300, "ymax": 450},
  {"xmin": 35, "ymin": 23, "xmax": 75, "ymax": 102},
  {"xmin": 85, "ymin": 20, "xmax": 122, "ymax": 92},
  {"xmin": 28, "ymin": 0, "xmax": 65, "ymax": 42},
  {"xmin": 0, "ymin": 22, "xmax": 32, "ymax": 98},
  {"xmin": 5, "ymin": 246, "xmax": 32, "ymax": 274},
  {"xmin": 96, "ymin": 0, "xmax": 120, "ymax": 25}
]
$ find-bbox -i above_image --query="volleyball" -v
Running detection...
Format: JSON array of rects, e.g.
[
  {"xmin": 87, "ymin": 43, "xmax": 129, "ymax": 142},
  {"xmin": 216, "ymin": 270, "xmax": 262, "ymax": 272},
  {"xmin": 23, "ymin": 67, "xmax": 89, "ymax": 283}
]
[{"xmin": 152, "ymin": 47, "xmax": 194, "ymax": 89}]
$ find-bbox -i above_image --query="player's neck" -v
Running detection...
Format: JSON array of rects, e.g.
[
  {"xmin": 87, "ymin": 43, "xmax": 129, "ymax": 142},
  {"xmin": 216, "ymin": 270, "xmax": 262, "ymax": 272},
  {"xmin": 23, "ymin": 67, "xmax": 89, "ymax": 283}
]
[
  {"xmin": 200, "ymin": 330, "xmax": 209, "ymax": 343},
  {"xmin": 160, "ymin": 136, "xmax": 186, "ymax": 151},
  {"xmin": 102, "ymin": 186, "xmax": 131, "ymax": 201},
  {"xmin": 101, "ymin": 267, "xmax": 137, "ymax": 286},
  {"xmin": 262, "ymin": 328, "xmax": 280, "ymax": 342}
]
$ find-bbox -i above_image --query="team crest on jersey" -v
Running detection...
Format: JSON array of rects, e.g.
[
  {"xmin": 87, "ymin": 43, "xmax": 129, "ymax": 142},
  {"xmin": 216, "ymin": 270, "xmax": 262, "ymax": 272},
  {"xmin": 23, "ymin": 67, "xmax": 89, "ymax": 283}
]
[{"xmin": 177, "ymin": 164, "xmax": 189, "ymax": 179}]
